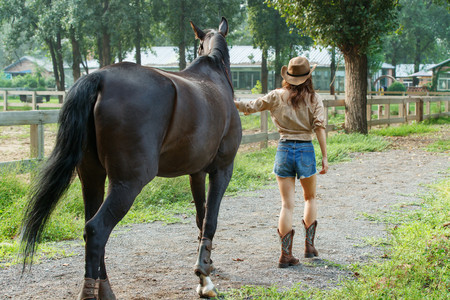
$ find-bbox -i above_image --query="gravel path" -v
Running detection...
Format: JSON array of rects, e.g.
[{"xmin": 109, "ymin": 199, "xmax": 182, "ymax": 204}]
[{"xmin": 1, "ymin": 144, "xmax": 448, "ymax": 299}]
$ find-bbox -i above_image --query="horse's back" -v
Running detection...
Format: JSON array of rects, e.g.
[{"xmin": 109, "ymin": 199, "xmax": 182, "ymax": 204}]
[{"xmin": 91, "ymin": 62, "xmax": 240, "ymax": 179}]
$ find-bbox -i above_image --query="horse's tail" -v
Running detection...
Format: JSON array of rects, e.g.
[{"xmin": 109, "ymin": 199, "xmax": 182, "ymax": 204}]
[{"xmin": 20, "ymin": 72, "xmax": 102, "ymax": 270}]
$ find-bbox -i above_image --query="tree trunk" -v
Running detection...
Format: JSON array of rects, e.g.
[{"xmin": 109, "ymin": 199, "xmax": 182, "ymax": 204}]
[
  {"xmin": 178, "ymin": 2, "xmax": 186, "ymax": 70},
  {"xmin": 274, "ymin": 46, "xmax": 282, "ymax": 88},
  {"xmin": 100, "ymin": 0, "xmax": 111, "ymax": 67},
  {"xmin": 344, "ymin": 50, "xmax": 368, "ymax": 134},
  {"xmin": 193, "ymin": 39, "xmax": 198, "ymax": 60},
  {"xmin": 101, "ymin": 27, "xmax": 111, "ymax": 67},
  {"xmin": 47, "ymin": 39, "xmax": 60, "ymax": 91},
  {"xmin": 134, "ymin": 0, "xmax": 142, "ymax": 65},
  {"xmin": 135, "ymin": 45, "xmax": 141, "ymax": 65},
  {"xmin": 97, "ymin": 35, "xmax": 103, "ymax": 68},
  {"xmin": 261, "ymin": 49, "xmax": 268, "ymax": 94},
  {"xmin": 55, "ymin": 32, "xmax": 65, "ymax": 101},
  {"xmin": 330, "ymin": 47, "xmax": 336, "ymax": 95},
  {"xmin": 70, "ymin": 27, "xmax": 81, "ymax": 82},
  {"xmin": 412, "ymin": 39, "xmax": 421, "ymax": 86}
]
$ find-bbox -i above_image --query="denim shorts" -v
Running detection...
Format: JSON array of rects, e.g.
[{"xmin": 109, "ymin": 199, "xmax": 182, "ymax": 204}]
[{"xmin": 273, "ymin": 140, "xmax": 317, "ymax": 179}]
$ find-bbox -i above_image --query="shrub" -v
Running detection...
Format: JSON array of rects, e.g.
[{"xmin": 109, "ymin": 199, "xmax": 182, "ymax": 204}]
[
  {"xmin": 0, "ymin": 71, "xmax": 54, "ymax": 90},
  {"xmin": 251, "ymin": 80, "xmax": 262, "ymax": 94},
  {"xmin": 387, "ymin": 81, "xmax": 407, "ymax": 92}
]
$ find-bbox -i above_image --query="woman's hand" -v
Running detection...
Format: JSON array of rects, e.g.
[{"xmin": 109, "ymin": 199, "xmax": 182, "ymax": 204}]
[{"xmin": 319, "ymin": 156, "xmax": 328, "ymax": 174}]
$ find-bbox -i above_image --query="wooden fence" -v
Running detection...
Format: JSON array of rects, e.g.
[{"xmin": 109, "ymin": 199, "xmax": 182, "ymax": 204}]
[
  {"xmin": 236, "ymin": 93, "xmax": 450, "ymax": 143},
  {"xmin": 0, "ymin": 92, "xmax": 449, "ymax": 169},
  {"xmin": 1, "ymin": 90, "xmax": 66, "ymax": 111}
]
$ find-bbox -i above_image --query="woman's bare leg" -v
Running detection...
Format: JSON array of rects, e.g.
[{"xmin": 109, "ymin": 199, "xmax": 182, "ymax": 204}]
[
  {"xmin": 276, "ymin": 176, "xmax": 296, "ymax": 236},
  {"xmin": 300, "ymin": 174, "xmax": 317, "ymax": 227}
]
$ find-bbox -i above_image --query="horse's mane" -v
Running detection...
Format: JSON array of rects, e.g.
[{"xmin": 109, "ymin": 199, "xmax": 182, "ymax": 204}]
[{"xmin": 209, "ymin": 32, "xmax": 230, "ymax": 69}]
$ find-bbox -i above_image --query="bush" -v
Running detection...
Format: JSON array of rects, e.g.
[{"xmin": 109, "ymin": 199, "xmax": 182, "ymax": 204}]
[
  {"xmin": 0, "ymin": 71, "xmax": 54, "ymax": 90},
  {"xmin": 251, "ymin": 80, "xmax": 262, "ymax": 94},
  {"xmin": 387, "ymin": 81, "xmax": 407, "ymax": 92}
]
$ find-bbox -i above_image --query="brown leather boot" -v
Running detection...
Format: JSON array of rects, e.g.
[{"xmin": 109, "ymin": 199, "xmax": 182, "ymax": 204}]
[
  {"xmin": 277, "ymin": 229, "xmax": 300, "ymax": 268},
  {"xmin": 303, "ymin": 220, "xmax": 318, "ymax": 258}
]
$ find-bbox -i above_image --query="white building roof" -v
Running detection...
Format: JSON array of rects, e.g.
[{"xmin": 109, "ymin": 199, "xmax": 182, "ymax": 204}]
[
  {"xmin": 396, "ymin": 64, "xmax": 435, "ymax": 78},
  {"xmin": 85, "ymin": 46, "xmax": 340, "ymax": 70}
]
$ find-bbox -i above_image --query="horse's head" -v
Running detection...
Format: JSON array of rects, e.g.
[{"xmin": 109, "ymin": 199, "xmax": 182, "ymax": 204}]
[{"xmin": 190, "ymin": 17, "xmax": 228, "ymax": 57}]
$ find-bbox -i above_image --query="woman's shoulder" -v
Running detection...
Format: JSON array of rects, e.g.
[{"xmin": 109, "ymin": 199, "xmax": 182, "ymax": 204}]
[{"xmin": 271, "ymin": 88, "xmax": 290, "ymax": 99}]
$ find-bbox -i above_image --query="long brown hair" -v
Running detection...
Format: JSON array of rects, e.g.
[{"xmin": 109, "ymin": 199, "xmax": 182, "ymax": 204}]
[{"xmin": 282, "ymin": 78, "xmax": 315, "ymax": 109}]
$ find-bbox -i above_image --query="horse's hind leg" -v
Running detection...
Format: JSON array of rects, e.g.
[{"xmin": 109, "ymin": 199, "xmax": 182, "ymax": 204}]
[
  {"xmin": 189, "ymin": 172, "xmax": 206, "ymax": 239},
  {"xmin": 195, "ymin": 163, "xmax": 234, "ymax": 298},
  {"xmin": 77, "ymin": 150, "xmax": 117, "ymax": 299}
]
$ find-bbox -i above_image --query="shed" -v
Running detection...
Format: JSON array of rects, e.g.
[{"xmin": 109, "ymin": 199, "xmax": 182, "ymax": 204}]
[
  {"xmin": 428, "ymin": 58, "xmax": 450, "ymax": 91},
  {"xmin": 3, "ymin": 56, "xmax": 53, "ymax": 78}
]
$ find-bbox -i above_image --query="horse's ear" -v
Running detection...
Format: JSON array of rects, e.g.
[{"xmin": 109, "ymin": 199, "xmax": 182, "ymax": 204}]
[
  {"xmin": 218, "ymin": 17, "xmax": 228, "ymax": 37},
  {"xmin": 190, "ymin": 21, "xmax": 206, "ymax": 40}
]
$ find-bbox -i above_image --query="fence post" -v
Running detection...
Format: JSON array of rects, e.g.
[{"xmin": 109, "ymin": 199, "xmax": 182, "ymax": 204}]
[
  {"xmin": 416, "ymin": 98, "xmax": 424, "ymax": 122},
  {"xmin": 30, "ymin": 124, "xmax": 38, "ymax": 158},
  {"xmin": 386, "ymin": 100, "xmax": 390, "ymax": 126},
  {"xmin": 403, "ymin": 99, "xmax": 408, "ymax": 123},
  {"xmin": 377, "ymin": 104, "xmax": 383, "ymax": 120},
  {"xmin": 30, "ymin": 123, "xmax": 45, "ymax": 160},
  {"xmin": 2, "ymin": 90, "xmax": 7, "ymax": 111},
  {"xmin": 398, "ymin": 101, "xmax": 403, "ymax": 117},
  {"xmin": 32, "ymin": 91, "xmax": 37, "ymax": 110},
  {"xmin": 367, "ymin": 95, "xmax": 372, "ymax": 131},
  {"xmin": 260, "ymin": 111, "xmax": 268, "ymax": 149},
  {"xmin": 324, "ymin": 100, "xmax": 329, "ymax": 138}
]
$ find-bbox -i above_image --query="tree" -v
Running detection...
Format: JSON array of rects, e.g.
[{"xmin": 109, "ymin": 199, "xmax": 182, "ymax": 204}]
[
  {"xmin": 248, "ymin": 0, "xmax": 312, "ymax": 90},
  {"xmin": 0, "ymin": 0, "xmax": 68, "ymax": 96},
  {"xmin": 387, "ymin": 0, "xmax": 450, "ymax": 86},
  {"xmin": 271, "ymin": 0, "xmax": 398, "ymax": 134}
]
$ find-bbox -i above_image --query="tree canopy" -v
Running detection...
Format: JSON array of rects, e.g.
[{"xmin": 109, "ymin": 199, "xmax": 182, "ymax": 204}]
[
  {"xmin": 248, "ymin": 0, "xmax": 312, "ymax": 88},
  {"xmin": 270, "ymin": 0, "xmax": 399, "ymax": 133}
]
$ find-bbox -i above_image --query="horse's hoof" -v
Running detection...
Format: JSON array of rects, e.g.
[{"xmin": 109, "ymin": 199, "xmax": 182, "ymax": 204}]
[
  {"xmin": 196, "ymin": 275, "xmax": 218, "ymax": 298},
  {"xmin": 77, "ymin": 278, "xmax": 96, "ymax": 300},
  {"xmin": 98, "ymin": 278, "xmax": 117, "ymax": 300}
]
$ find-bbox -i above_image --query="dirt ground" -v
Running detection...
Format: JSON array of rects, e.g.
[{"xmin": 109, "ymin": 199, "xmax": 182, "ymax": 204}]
[{"xmin": 0, "ymin": 127, "xmax": 449, "ymax": 299}]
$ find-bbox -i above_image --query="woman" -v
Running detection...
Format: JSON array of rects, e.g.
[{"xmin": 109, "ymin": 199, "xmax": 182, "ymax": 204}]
[{"xmin": 235, "ymin": 56, "xmax": 328, "ymax": 268}]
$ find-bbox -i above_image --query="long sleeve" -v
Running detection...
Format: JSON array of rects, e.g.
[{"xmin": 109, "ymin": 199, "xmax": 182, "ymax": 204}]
[
  {"xmin": 235, "ymin": 91, "xmax": 277, "ymax": 114},
  {"xmin": 312, "ymin": 94, "xmax": 326, "ymax": 130}
]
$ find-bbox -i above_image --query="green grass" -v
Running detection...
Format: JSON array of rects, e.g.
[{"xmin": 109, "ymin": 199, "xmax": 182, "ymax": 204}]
[
  {"xmin": 239, "ymin": 112, "xmax": 276, "ymax": 132},
  {"xmin": 370, "ymin": 121, "xmax": 440, "ymax": 136},
  {"xmin": 224, "ymin": 175, "xmax": 450, "ymax": 299}
]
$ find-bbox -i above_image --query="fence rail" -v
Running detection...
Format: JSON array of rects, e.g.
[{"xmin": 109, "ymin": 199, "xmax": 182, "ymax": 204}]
[
  {"xmin": 1, "ymin": 93, "xmax": 449, "ymax": 170},
  {"xmin": 236, "ymin": 93, "xmax": 450, "ymax": 144},
  {"xmin": 1, "ymin": 90, "xmax": 66, "ymax": 111}
]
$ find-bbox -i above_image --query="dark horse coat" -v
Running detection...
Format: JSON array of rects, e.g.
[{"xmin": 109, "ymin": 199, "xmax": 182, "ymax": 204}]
[{"xmin": 21, "ymin": 17, "xmax": 241, "ymax": 299}]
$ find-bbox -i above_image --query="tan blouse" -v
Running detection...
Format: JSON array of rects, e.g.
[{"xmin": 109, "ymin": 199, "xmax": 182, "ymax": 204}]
[{"xmin": 236, "ymin": 88, "xmax": 326, "ymax": 141}]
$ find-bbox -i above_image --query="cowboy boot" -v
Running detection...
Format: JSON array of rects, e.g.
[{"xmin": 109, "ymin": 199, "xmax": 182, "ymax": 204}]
[
  {"xmin": 277, "ymin": 229, "xmax": 300, "ymax": 268},
  {"xmin": 303, "ymin": 220, "xmax": 318, "ymax": 258}
]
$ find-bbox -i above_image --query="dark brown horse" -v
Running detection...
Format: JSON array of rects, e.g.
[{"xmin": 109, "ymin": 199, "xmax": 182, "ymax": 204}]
[{"xmin": 20, "ymin": 17, "xmax": 241, "ymax": 299}]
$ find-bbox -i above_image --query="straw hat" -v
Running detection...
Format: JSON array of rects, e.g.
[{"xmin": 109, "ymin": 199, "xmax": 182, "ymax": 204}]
[{"xmin": 281, "ymin": 56, "xmax": 317, "ymax": 86}]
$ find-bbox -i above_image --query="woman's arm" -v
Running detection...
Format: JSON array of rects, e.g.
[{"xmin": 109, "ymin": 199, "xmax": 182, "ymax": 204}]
[
  {"xmin": 314, "ymin": 127, "xmax": 328, "ymax": 174},
  {"xmin": 234, "ymin": 91, "xmax": 276, "ymax": 115}
]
